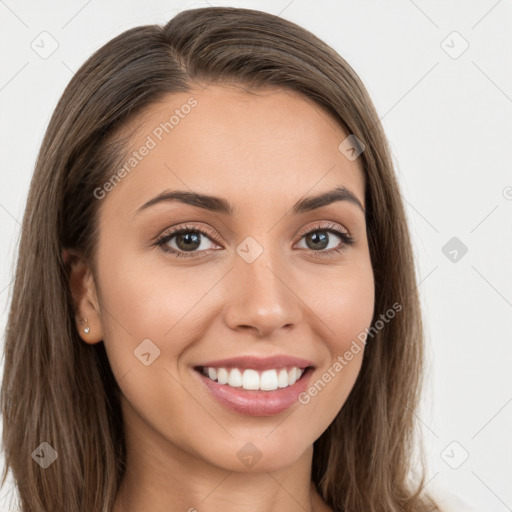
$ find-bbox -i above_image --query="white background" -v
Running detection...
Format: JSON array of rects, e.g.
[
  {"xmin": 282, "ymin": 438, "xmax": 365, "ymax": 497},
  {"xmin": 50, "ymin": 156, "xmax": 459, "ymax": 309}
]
[{"xmin": 1, "ymin": 1, "xmax": 511, "ymax": 511}]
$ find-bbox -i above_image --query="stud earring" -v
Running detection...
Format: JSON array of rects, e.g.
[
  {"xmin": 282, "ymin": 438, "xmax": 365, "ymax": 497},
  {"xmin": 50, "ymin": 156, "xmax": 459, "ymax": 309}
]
[{"xmin": 82, "ymin": 318, "xmax": 90, "ymax": 334}]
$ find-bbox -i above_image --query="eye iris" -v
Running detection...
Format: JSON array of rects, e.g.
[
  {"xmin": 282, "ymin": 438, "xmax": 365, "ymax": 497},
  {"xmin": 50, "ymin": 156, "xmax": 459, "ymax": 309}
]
[
  {"xmin": 176, "ymin": 232, "xmax": 201, "ymax": 251},
  {"xmin": 306, "ymin": 231, "xmax": 328, "ymax": 250}
]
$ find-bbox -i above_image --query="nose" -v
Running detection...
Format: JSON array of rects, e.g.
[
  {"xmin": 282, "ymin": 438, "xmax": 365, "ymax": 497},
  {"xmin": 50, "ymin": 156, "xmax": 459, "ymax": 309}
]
[{"xmin": 222, "ymin": 245, "xmax": 302, "ymax": 337}]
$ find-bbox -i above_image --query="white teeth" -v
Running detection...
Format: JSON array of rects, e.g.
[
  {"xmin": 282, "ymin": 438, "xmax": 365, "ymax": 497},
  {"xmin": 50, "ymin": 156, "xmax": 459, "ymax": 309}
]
[
  {"xmin": 278, "ymin": 368, "xmax": 289, "ymax": 388},
  {"xmin": 217, "ymin": 367, "xmax": 229, "ymax": 385},
  {"xmin": 242, "ymin": 369, "xmax": 260, "ymax": 390},
  {"xmin": 201, "ymin": 366, "xmax": 306, "ymax": 391},
  {"xmin": 228, "ymin": 368, "xmax": 243, "ymax": 387},
  {"xmin": 260, "ymin": 369, "xmax": 278, "ymax": 391},
  {"xmin": 289, "ymin": 367, "xmax": 300, "ymax": 385}
]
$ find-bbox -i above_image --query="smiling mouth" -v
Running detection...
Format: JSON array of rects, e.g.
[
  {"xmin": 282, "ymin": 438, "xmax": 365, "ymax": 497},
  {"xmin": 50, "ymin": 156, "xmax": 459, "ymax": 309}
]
[{"xmin": 194, "ymin": 365, "xmax": 313, "ymax": 392}]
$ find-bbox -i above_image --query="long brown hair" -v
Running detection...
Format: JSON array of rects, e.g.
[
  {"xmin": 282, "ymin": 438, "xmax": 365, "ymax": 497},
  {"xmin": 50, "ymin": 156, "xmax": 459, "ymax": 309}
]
[{"xmin": 1, "ymin": 6, "xmax": 438, "ymax": 511}]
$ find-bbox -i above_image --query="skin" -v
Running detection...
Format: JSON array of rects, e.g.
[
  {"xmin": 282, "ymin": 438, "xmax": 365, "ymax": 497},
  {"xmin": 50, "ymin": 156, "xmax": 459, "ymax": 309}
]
[{"xmin": 67, "ymin": 84, "xmax": 375, "ymax": 512}]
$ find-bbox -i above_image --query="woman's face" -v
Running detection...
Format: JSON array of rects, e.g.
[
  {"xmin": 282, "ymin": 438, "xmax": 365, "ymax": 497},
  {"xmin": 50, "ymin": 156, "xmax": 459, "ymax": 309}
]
[{"xmin": 82, "ymin": 84, "xmax": 374, "ymax": 473}]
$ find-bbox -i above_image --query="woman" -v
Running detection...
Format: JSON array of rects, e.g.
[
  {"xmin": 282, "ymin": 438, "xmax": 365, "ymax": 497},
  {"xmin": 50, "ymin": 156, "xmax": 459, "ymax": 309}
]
[{"xmin": 1, "ymin": 6, "xmax": 440, "ymax": 512}]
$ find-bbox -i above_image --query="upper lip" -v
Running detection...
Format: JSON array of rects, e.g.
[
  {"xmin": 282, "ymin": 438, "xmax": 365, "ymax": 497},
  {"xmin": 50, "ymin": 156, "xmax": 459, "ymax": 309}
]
[{"xmin": 195, "ymin": 355, "xmax": 314, "ymax": 371}]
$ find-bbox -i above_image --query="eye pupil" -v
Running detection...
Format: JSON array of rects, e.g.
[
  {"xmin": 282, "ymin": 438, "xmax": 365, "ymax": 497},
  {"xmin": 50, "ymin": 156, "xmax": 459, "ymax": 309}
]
[
  {"xmin": 306, "ymin": 231, "xmax": 328, "ymax": 250},
  {"xmin": 176, "ymin": 232, "xmax": 201, "ymax": 251}
]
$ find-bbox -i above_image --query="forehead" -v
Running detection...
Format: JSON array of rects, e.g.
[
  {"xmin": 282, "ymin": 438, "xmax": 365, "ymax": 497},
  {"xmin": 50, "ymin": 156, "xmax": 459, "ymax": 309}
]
[{"xmin": 103, "ymin": 84, "xmax": 365, "ymax": 215}]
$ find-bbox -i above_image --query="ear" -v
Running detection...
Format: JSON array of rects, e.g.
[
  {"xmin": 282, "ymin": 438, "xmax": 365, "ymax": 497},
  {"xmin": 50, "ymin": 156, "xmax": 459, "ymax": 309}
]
[{"xmin": 62, "ymin": 248, "xmax": 104, "ymax": 345}]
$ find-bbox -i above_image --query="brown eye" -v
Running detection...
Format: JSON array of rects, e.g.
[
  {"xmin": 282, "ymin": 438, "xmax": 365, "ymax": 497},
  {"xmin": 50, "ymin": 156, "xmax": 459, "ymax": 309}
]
[
  {"xmin": 173, "ymin": 231, "xmax": 202, "ymax": 252},
  {"xmin": 295, "ymin": 222, "xmax": 354, "ymax": 256},
  {"xmin": 155, "ymin": 225, "xmax": 221, "ymax": 258},
  {"xmin": 304, "ymin": 231, "xmax": 330, "ymax": 250}
]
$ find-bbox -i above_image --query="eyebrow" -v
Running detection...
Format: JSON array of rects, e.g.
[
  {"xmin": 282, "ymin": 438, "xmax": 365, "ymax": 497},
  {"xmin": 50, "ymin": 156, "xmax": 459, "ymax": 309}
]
[{"xmin": 134, "ymin": 185, "xmax": 365, "ymax": 217}]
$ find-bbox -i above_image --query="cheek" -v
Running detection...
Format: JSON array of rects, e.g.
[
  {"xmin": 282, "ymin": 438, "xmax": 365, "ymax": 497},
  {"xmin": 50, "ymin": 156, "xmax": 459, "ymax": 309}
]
[
  {"xmin": 94, "ymin": 252, "xmax": 209, "ymax": 441},
  {"xmin": 328, "ymin": 270, "xmax": 375, "ymax": 345},
  {"xmin": 303, "ymin": 257, "xmax": 375, "ymax": 348},
  {"xmin": 295, "ymin": 260, "xmax": 374, "ymax": 430},
  {"xmin": 324, "ymin": 261, "xmax": 374, "ymax": 384},
  {"xmin": 94, "ymin": 243, "xmax": 230, "ymax": 388},
  {"xmin": 93, "ymin": 242, "xmax": 181, "ymax": 370}
]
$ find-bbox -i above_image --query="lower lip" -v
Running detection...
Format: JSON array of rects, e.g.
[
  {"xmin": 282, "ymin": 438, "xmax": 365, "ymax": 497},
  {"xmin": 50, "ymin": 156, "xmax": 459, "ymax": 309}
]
[{"xmin": 194, "ymin": 367, "xmax": 314, "ymax": 416}]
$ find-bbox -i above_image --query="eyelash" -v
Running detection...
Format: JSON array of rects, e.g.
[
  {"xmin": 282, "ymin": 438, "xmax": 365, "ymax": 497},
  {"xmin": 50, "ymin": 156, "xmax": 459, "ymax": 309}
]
[{"xmin": 154, "ymin": 222, "xmax": 355, "ymax": 259}]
